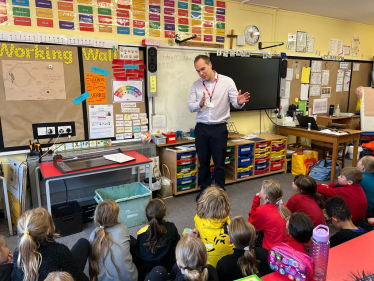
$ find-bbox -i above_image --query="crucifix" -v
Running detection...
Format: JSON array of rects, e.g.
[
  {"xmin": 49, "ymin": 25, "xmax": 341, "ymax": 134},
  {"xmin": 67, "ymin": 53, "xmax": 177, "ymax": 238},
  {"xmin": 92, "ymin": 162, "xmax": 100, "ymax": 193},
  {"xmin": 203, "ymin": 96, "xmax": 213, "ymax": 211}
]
[{"xmin": 226, "ymin": 29, "xmax": 237, "ymax": 49}]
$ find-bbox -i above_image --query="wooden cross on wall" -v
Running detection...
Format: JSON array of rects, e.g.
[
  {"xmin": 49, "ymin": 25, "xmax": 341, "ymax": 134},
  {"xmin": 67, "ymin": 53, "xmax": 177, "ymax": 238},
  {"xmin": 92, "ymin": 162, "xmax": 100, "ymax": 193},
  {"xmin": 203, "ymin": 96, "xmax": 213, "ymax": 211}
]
[{"xmin": 226, "ymin": 29, "xmax": 237, "ymax": 49}]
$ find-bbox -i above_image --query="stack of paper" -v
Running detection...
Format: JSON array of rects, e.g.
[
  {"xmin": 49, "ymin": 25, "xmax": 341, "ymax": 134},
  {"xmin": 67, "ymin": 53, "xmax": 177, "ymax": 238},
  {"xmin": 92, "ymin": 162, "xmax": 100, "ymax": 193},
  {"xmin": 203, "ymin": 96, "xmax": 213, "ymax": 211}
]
[{"xmin": 104, "ymin": 153, "xmax": 135, "ymax": 163}]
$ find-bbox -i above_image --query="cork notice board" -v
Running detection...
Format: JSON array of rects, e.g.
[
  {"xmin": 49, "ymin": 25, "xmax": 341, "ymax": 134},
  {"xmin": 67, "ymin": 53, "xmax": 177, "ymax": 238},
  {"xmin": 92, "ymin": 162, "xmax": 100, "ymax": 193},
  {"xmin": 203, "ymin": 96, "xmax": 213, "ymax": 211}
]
[
  {"xmin": 0, "ymin": 43, "xmax": 84, "ymax": 148},
  {"xmin": 349, "ymin": 62, "xmax": 372, "ymax": 113},
  {"xmin": 81, "ymin": 47, "xmax": 147, "ymax": 140}
]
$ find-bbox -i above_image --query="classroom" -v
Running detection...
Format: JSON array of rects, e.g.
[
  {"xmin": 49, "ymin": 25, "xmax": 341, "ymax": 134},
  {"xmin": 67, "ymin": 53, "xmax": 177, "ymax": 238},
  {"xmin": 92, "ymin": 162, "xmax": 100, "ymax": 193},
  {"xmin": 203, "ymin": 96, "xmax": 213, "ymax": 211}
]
[{"xmin": 0, "ymin": 0, "xmax": 374, "ymax": 280}]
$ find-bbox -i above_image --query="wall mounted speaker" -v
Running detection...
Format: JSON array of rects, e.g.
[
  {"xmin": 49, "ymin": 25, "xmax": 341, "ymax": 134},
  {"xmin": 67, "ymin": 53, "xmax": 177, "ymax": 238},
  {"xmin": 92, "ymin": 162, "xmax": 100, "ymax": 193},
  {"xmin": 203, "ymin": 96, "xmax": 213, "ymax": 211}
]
[
  {"xmin": 281, "ymin": 59, "xmax": 288, "ymax": 79},
  {"xmin": 147, "ymin": 46, "xmax": 157, "ymax": 73}
]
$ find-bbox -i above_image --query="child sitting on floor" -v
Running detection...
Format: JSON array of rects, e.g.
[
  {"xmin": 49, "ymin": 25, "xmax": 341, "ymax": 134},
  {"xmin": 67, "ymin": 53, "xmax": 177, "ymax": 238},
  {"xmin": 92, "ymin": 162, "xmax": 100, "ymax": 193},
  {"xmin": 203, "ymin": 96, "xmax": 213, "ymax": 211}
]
[
  {"xmin": 0, "ymin": 235, "xmax": 13, "ymax": 281},
  {"xmin": 216, "ymin": 216, "xmax": 272, "ymax": 281},
  {"xmin": 287, "ymin": 175, "xmax": 326, "ymax": 227},
  {"xmin": 194, "ymin": 187, "xmax": 234, "ymax": 267},
  {"xmin": 284, "ymin": 212, "xmax": 314, "ymax": 254},
  {"xmin": 325, "ymin": 196, "xmax": 367, "ymax": 247},
  {"xmin": 357, "ymin": 156, "xmax": 374, "ymax": 215},
  {"xmin": 317, "ymin": 167, "xmax": 367, "ymax": 223},
  {"xmin": 248, "ymin": 179, "xmax": 291, "ymax": 251}
]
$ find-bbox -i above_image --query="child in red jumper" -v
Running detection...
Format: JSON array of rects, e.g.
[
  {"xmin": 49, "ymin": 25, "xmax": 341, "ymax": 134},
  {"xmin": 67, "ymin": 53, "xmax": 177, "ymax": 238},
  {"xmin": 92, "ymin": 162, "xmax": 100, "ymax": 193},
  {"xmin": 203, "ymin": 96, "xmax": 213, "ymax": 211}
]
[
  {"xmin": 288, "ymin": 175, "xmax": 326, "ymax": 227},
  {"xmin": 248, "ymin": 179, "xmax": 291, "ymax": 251},
  {"xmin": 317, "ymin": 167, "xmax": 367, "ymax": 223},
  {"xmin": 284, "ymin": 212, "xmax": 314, "ymax": 254}
]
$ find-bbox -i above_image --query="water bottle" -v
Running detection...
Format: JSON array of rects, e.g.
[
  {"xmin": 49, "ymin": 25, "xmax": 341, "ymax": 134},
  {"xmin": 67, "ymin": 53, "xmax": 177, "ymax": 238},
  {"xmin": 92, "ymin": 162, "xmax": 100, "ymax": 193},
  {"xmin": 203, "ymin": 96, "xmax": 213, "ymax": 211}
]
[
  {"xmin": 335, "ymin": 104, "xmax": 340, "ymax": 117},
  {"xmin": 309, "ymin": 225, "xmax": 330, "ymax": 281}
]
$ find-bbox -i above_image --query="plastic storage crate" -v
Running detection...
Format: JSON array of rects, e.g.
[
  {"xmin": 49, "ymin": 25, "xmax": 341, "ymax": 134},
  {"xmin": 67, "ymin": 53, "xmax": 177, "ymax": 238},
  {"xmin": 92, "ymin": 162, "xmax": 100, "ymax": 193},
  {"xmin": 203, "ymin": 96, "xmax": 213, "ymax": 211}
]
[
  {"xmin": 238, "ymin": 144, "xmax": 254, "ymax": 155},
  {"xmin": 177, "ymin": 158, "xmax": 196, "ymax": 166},
  {"xmin": 237, "ymin": 170, "xmax": 253, "ymax": 178},
  {"xmin": 226, "ymin": 146, "xmax": 235, "ymax": 153},
  {"xmin": 52, "ymin": 201, "xmax": 83, "ymax": 237},
  {"xmin": 94, "ymin": 182, "xmax": 151, "ymax": 228},
  {"xmin": 177, "ymin": 176, "xmax": 196, "ymax": 185},
  {"xmin": 177, "ymin": 151, "xmax": 197, "ymax": 160},
  {"xmin": 256, "ymin": 141, "xmax": 271, "ymax": 148},
  {"xmin": 177, "ymin": 163, "xmax": 196, "ymax": 173},
  {"xmin": 177, "ymin": 170, "xmax": 197, "ymax": 179},
  {"xmin": 177, "ymin": 182, "xmax": 196, "ymax": 192},
  {"xmin": 238, "ymin": 155, "xmax": 253, "ymax": 166},
  {"xmin": 271, "ymin": 159, "xmax": 285, "ymax": 171}
]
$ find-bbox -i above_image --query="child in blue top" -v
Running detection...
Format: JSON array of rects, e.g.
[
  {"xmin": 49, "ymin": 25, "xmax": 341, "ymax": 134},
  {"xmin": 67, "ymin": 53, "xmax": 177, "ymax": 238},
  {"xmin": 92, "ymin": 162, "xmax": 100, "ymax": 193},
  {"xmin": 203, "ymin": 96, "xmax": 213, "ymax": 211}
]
[{"xmin": 357, "ymin": 156, "xmax": 374, "ymax": 215}]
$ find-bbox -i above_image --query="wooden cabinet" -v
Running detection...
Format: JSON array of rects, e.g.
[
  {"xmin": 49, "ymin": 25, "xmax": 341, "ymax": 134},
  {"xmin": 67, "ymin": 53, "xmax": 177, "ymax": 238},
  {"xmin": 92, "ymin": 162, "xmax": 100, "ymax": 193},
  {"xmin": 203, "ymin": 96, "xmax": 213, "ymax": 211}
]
[{"xmin": 159, "ymin": 133, "xmax": 287, "ymax": 196}]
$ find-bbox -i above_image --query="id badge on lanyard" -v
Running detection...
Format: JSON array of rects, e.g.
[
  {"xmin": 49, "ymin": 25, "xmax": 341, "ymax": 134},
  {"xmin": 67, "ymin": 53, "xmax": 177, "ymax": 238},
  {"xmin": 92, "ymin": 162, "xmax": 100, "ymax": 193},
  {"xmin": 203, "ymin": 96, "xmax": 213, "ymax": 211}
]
[{"xmin": 203, "ymin": 74, "xmax": 219, "ymax": 108}]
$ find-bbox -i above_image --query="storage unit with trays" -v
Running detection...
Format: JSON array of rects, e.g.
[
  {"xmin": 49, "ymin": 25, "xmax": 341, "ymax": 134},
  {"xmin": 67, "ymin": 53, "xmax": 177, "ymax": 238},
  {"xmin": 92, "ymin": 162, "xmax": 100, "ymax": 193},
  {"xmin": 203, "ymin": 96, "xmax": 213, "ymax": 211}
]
[
  {"xmin": 270, "ymin": 139, "xmax": 287, "ymax": 172},
  {"xmin": 159, "ymin": 147, "xmax": 198, "ymax": 195},
  {"xmin": 237, "ymin": 143, "xmax": 254, "ymax": 180},
  {"xmin": 158, "ymin": 134, "xmax": 287, "ymax": 196}
]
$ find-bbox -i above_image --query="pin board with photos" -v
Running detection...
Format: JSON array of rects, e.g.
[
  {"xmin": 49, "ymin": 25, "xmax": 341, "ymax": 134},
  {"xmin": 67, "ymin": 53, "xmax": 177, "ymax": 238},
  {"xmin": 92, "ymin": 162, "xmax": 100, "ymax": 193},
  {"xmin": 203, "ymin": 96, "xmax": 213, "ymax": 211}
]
[
  {"xmin": 82, "ymin": 46, "xmax": 148, "ymax": 141},
  {"xmin": 285, "ymin": 58, "xmax": 372, "ymax": 115}
]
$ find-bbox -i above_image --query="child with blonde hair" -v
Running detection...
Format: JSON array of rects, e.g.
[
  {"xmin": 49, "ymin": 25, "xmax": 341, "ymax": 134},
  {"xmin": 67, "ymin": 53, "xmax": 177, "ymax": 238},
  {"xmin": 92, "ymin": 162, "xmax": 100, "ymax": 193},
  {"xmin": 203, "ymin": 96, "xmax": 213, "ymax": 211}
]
[
  {"xmin": 248, "ymin": 179, "xmax": 291, "ymax": 250},
  {"xmin": 146, "ymin": 236, "xmax": 218, "ymax": 281},
  {"xmin": 11, "ymin": 208, "xmax": 89, "ymax": 281},
  {"xmin": 44, "ymin": 272, "xmax": 74, "ymax": 281},
  {"xmin": 194, "ymin": 187, "xmax": 233, "ymax": 267},
  {"xmin": 287, "ymin": 175, "xmax": 326, "ymax": 227},
  {"xmin": 135, "ymin": 199, "xmax": 180, "ymax": 279},
  {"xmin": 357, "ymin": 156, "xmax": 374, "ymax": 214},
  {"xmin": 216, "ymin": 216, "xmax": 271, "ymax": 281},
  {"xmin": 0, "ymin": 235, "xmax": 13, "ymax": 281},
  {"xmin": 89, "ymin": 200, "xmax": 137, "ymax": 281}
]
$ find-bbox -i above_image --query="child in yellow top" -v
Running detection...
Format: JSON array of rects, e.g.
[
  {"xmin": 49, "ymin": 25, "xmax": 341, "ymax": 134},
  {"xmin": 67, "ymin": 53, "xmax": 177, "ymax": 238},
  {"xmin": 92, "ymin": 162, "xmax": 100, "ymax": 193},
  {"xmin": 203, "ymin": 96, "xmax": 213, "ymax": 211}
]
[{"xmin": 194, "ymin": 187, "xmax": 234, "ymax": 267}]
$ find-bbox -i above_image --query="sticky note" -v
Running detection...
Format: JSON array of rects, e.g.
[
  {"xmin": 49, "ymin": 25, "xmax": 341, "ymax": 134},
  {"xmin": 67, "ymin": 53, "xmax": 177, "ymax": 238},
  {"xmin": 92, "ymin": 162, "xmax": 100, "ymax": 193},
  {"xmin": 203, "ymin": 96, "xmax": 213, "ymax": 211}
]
[
  {"xmin": 124, "ymin": 65, "xmax": 139, "ymax": 70},
  {"xmin": 91, "ymin": 66, "xmax": 109, "ymax": 76},
  {"xmin": 295, "ymin": 98, "xmax": 299, "ymax": 103},
  {"xmin": 133, "ymin": 126, "xmax": 141, "ymax": 132},
  {"xmin": 301, "ymin": 67, "xmax": 311, "ymax": 84},
  {"xmin": 73, "ymin": 91, "xmax": 90, "ymax": 105}
]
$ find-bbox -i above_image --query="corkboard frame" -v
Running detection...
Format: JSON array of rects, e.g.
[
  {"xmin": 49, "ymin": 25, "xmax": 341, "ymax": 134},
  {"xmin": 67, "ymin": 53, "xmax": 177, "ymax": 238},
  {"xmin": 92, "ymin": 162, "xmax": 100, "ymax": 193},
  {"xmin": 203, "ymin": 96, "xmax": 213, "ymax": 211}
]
[
  {"xmin": 287, "ymin": 58, "xmax": 311, "ymax": 105},
  {"xmin": 81, "ymin": 47, "xmax": 147, "ymax": 140},
  {"xmin": 0, "ymin": 43, "xmax": 84, "ymax": 149},
  {"xmin": 348, "ymin": 62, "xmax": 372, "ymax": 113}
]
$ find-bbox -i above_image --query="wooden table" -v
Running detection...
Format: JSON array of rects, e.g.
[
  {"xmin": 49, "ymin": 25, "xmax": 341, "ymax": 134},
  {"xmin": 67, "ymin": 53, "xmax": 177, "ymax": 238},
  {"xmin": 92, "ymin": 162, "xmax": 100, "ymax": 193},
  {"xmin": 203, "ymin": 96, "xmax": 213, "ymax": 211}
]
[
  {"xmin": 262, "ymin": 231, "xmax": 374, "ymax": 281},
  {"xmin": 276, "ymin": 126, "xmax": 362, "ymax": 182}
]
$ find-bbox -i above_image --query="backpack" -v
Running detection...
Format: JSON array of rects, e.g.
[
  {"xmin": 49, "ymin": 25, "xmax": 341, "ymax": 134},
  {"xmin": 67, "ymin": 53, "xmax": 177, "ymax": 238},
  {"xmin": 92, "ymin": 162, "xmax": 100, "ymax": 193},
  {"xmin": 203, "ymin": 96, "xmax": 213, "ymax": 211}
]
[
  {"xmin": 268, "ymin": 243, "xmax": 314, "ymax": 281},
  {"xmin": 308, "ymin": 159, "xmax": 341, "ymax": 181}
]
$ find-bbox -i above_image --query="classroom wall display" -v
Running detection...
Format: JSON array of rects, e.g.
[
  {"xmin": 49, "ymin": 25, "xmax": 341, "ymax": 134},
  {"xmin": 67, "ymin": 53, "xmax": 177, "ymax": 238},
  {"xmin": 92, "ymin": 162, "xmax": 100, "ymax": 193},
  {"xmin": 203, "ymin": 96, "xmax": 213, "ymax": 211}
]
[
  {"xmin": 0, "ymin": 0, "xmax": 225, "ymax": 42},
  {"xmin": 82, "ymin": 46, "xmax": 148, "ymax": 140},
  {"xmin": 0, "ymin": 43, "xmax": 85, "ymax": 148}
]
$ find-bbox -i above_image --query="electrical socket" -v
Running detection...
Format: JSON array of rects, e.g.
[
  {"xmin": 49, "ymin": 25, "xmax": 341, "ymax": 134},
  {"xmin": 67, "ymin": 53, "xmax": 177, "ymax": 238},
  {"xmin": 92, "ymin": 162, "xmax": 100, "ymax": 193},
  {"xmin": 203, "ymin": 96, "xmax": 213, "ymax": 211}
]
[
  {"xmin": 37, "ymin": 127, "xmax": 47, "ymax": 136},
  {"xmin": 58, "ymin": 126, "xmax": 72, "ymax": 134},
  {"xmin": 47, "ymin": 127, "xmax": 55, "ymax": 135}
]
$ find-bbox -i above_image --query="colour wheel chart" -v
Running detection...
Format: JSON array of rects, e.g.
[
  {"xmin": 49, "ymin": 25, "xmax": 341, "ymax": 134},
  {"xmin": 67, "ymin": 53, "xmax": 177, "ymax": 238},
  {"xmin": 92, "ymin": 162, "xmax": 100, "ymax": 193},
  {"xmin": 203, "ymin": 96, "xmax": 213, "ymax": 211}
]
[{"xmin": 112, "ymin": 80, "xmax": 143, "ymax": 103}]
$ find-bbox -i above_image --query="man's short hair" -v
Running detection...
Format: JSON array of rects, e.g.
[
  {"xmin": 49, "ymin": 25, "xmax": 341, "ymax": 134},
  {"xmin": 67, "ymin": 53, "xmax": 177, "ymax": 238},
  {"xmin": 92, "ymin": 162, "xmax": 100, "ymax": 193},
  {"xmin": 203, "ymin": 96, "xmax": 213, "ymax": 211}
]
[
  {"xmin": 194, "ymin": 55, "xmax": 210, "ymax": 65},
  {"xmin": 340, "ymin": 167, "xmax": 363, "ymax": 184},
  {"xmin": 325, "ymin": 196, "xmax": 352, "ymax": 221}
]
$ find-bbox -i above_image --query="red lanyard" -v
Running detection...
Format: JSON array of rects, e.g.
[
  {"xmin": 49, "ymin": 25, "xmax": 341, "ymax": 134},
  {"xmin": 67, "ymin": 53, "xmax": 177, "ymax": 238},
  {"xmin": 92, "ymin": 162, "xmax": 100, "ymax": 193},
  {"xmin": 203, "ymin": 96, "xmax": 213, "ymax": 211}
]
[{"xmin": 202, "ymin": 74, "xmax": 219, "ymax": 102}]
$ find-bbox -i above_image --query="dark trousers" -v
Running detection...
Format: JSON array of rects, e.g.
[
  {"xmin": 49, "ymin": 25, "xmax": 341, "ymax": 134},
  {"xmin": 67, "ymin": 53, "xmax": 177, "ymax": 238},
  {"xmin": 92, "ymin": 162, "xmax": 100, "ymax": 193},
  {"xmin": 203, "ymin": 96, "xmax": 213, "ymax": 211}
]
[
  {"xmin": 145, "ymin": 266, "xmax": 169, "ymax": 281},
  {"xmin": 195, "ymin": 123, "xmax": 228, "ymax": 191},
  {"xmin": 70, "ymin": 238, "xmax": 90, "ymax": 271}
]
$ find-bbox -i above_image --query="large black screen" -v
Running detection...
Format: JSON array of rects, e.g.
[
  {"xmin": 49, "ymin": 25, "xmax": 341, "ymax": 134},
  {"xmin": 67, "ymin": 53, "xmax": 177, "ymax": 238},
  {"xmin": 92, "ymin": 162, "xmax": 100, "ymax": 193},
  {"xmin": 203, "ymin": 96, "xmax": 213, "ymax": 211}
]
[{"xmin": 210, "ymin": 55, "xmax": 281, "ymax": 111}]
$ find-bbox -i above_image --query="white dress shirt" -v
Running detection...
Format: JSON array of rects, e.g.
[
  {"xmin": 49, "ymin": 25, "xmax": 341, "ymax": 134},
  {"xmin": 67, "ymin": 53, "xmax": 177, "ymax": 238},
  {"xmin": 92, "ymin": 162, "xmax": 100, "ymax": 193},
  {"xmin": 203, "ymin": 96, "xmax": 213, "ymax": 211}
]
[{"xmin": 188, "ymin": 72, "xmax": 244, "ymax": 124}]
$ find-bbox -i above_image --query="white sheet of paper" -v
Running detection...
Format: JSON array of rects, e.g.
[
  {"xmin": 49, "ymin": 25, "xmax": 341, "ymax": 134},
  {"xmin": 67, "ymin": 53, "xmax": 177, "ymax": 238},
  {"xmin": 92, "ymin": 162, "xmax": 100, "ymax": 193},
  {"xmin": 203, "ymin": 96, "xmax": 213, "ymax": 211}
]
[
  {"xmin": 329, "ymin": 39, "xmax": 343, "ymax": 55},
  {"xmin": 322, "ymin": 70, "xmax": 330, "ymax": 86},
  {"xmin": 310, "ymin": 85, "xmax": 321, "ymax": 97},
  {"xmin": 340, "ymin": 62, "xmax": 349, "ymax": 69},
  {"xmin": 89, "ymin": 105, "xmax": 114, "ymax": 139},
  {"xmin": 286, "ymin": 68, "xmax": 294, "ymax": 81},
  {"xmin": 300, "ymin": 84, "xmax": 309, "ymax": 100},
  {"xmin": 285, "ymin": 81, "xmax": 291, "ymax": 98},
  {"xmin": 321, "ymin": 87, "xmax": 331, "ymax": 98},
  {"xmin": 306, "ymin": 36, "xmax": 315, "ymax": 53},
  {"xmin": 336, "ymin": 85, "xmax": 343, "ymax": 92},
  {"xmin": 310, "ymin": 73, "xmax": 322, "ymax": 85},
  {"xmin": 353, "ymin": 63, "xmax": 360, "ymax": 71},
  {"xmin": 287, "ymin": 33, "xmax": 296, "ymax": 51},
  {"xmin": 280, "ymin": 98, "xmax": 289, "ymax": 116},
  {"xmin": 311, "ymin": 61, "xmax": 322, "ymax": 73},
  {"xmin": 104, "ymin": 153, "xmax": 135, "ymax": 163}
]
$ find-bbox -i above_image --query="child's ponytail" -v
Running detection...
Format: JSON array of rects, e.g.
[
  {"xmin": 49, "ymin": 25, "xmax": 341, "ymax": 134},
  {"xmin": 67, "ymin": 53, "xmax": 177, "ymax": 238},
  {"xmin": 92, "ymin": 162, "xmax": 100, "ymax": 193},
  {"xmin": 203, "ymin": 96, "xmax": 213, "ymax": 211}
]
[
  {"xmin": 262, "ymin": 180, "xmax": 291, "ymax": 220},
  {"xmin": 89, "ymin": 200, "xmax": 120, "ymax": 281},
  {"xmin": 184, "ymin": 267, "xmax": 209, "ymax": 281},
  {"xmin": 229, "ymin": 216, "xmax": 260, "ymax": 277},
  {"xmin": 144, "ymin": 199, "xmax": 167, "ymax": 254},
  {"xmin": 17, "ymin": 208, "xmax": 58, "ymax": 281},
  {"xmin": 294, "ymin": 175, "xmax": 325, "ymax": 209}
]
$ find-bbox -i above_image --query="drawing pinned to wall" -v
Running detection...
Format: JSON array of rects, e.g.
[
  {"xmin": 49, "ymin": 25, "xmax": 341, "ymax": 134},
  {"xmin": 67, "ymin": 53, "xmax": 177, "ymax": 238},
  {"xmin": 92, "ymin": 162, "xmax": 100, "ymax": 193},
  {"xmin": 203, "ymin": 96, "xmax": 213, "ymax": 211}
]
[
  {"xmin": 287, "ymin": 33, "xmax": 296, "ymax": 51},
  {"xmin": 351, "ymin": 35, "xmax": 360, "ymax": 57},
  {"xmin": 2, "ymin": 60, "xmax": 66, "ymax": 100},
  {"xmin": 89, "ymin": 104, "xmax": 114, "ymax": 139},
  {"xmin": 342, "ymin": 45, "xmax": 350, "ymax": 56},
  {"xmin": 295, "ymin": 31, "xmax": 307, "ymax": 52},
  {"xmin": 113, "ymin": 80, "xmax": 143, "ymax": 102},
  {"xmin": 119, "ymin": 46, "xmax": 139, "ymax": 59},
  {"xmin": 0, "ymin": 1, "xmax": 9, "ymax": 25}
]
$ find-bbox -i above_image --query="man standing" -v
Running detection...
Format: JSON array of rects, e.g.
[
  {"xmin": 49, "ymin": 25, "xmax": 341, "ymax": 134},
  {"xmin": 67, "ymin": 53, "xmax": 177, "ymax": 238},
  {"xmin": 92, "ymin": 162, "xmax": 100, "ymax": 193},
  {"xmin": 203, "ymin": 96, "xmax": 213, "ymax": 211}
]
[{"xmin": 188, "ymin": 55, "xmax": 250, "ymax": 198}]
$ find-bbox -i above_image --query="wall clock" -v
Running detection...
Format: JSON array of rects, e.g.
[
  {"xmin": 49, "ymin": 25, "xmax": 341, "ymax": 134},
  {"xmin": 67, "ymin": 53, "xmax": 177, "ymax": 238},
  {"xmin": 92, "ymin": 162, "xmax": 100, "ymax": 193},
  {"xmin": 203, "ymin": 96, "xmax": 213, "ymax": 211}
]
[{"xmin": 244, "ymin": 25, "xmax": 260, "ymax": 46}]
